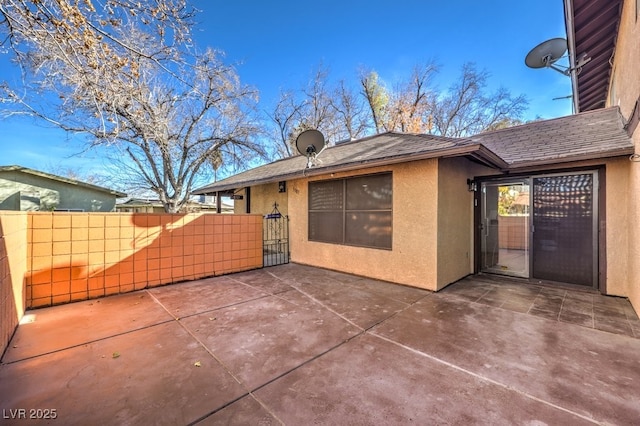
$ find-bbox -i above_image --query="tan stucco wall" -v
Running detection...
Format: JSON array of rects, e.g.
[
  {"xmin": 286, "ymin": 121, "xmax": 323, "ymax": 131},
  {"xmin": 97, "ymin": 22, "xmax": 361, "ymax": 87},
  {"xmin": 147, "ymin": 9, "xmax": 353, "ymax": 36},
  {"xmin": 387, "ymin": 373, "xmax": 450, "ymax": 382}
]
[
  {"xmin": 235, "ymin": 154, "xmax": 633, "ymax": 299},
  {"xmin": 233, "ymin": 188, "xmax": 247, "ymax": 214},
  {"xmin": 436, "ymin": 158, "xmax": 483, "ymax": 289},
  {"xmin": 608, "ymin": 0, "xmax": 640, "ymax": 115},
  {"xmin": 252, "ymin": 182, "xmax": 288, "ymax": 216},
  {"xmin": 608, "ymin": 0, "xmax": 640, "ymax": 312},
  {"xmin": 233, "ymin": 183, "xmax": 288, "ymax": 216},
  {"xmin": 604, "ymin": 158, "xmax": 631, "ymax": 297},
  {"xmin": 0, "ymin": 212, "xmax": 28, "ymax": 356},
  {"xmin": 288, "ymin": 160, "xmax": 440, "ymax": 290},
  {"xmin": 628, "ymin": 129, "xmax": 640, "ymax": 312}
]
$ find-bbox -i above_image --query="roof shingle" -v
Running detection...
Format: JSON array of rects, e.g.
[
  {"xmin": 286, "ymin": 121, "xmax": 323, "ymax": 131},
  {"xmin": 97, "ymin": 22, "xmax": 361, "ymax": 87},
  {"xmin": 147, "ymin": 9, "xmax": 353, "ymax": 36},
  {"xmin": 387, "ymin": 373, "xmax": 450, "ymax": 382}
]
[
  {"xmin": 471, "ymin": 107, "xmax": 632, "ymax": 167},
  {"xmin": 193, "ymin": 107, "xmax": 633, "ymax": 194}
]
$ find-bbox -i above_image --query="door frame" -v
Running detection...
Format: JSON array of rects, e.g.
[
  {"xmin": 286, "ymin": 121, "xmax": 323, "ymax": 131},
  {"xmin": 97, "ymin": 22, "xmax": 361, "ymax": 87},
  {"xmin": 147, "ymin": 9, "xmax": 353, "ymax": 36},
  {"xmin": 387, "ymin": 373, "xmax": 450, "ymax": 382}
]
[
  {"xmin": 473, "ymin": 166, "xmax": 606, "ymax": 292},
  {"xmin": 479, "ymin": 178, "xmax": 531, "ymax": 278}
]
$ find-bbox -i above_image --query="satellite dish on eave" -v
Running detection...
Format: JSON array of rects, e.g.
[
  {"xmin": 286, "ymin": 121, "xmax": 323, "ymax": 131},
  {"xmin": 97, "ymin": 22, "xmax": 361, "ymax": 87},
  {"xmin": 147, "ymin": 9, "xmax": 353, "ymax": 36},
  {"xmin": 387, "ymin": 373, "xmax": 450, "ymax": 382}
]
[
  {"xmin": 295, "ymin": 129, "xmax": 325, "ymax": 158},
  {"xmin": 525, "ymin": 37, "xmax": 567, "ymax": 69}
]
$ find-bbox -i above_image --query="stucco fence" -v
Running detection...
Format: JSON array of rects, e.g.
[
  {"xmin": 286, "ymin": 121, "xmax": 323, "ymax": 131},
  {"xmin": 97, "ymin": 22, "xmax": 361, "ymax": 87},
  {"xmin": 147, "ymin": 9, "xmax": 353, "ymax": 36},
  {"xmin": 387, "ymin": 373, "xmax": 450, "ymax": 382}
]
[
  {"xmin": 498, "ymin": 215, "xmax": 528, "ymax": 250},
  {"xmin": 0, "ymin": 212, "xmax": 263, "ymax": 355}
]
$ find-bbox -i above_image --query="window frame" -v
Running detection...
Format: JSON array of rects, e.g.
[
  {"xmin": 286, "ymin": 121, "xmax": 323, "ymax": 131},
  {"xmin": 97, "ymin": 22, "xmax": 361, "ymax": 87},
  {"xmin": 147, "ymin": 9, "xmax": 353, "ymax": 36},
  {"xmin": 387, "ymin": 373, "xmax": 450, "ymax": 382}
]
[{"xmin": 308, "ymin": 172, "xmax": 393, "ymax": 250}]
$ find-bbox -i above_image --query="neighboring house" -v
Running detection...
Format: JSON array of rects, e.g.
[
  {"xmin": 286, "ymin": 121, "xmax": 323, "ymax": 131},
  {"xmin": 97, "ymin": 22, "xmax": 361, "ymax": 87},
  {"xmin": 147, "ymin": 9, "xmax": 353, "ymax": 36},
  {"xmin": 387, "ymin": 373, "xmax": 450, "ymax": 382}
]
[
  {"xmin": 193, "ymin": 0, "xmax": 640, "ymax": 314},
  {"xmin": 115, "ymin": 197, "xmax": 233, "ymax": 213},
  {"xmin": 0, "ymin": 165, "xmax": 126, "ymax": 212}
]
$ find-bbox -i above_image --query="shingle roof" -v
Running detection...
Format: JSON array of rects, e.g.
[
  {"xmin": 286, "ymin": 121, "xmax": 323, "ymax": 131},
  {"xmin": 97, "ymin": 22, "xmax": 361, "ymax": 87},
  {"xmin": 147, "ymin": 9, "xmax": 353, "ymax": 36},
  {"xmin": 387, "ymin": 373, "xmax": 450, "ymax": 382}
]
[
  {"xmin": 193, "ymin": 133, "xmax": 506, "ymax": 194},
  {"xmin": 192, "ymin": 107, "xmax": 634, "ymax": 194},
  {"xmin": 471, "ymin": 107, "xmax": 633, "ymax": 168}
]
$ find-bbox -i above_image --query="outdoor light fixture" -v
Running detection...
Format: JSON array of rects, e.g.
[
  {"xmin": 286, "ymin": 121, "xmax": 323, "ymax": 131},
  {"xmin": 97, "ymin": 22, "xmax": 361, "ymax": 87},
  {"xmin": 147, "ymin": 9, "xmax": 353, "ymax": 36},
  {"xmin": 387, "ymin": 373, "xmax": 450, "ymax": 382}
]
[{"xmin": 467, "ymin": 179, "xmax": 477, "ymax": 192}]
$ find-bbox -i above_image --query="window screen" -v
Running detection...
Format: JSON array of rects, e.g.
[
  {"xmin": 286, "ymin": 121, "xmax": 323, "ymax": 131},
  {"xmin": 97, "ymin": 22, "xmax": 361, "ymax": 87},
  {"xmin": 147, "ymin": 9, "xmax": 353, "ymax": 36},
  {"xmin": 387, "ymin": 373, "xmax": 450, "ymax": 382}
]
[{"xmin": 308, "ymin": 173, "xmax": 392, "ymax": 249}]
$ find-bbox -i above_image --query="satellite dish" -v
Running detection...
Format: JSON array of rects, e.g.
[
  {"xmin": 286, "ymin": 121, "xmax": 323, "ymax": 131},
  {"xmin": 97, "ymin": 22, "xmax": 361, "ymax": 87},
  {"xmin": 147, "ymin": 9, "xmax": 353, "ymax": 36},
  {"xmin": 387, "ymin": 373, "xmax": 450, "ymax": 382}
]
[
  {"xmin": 525, "ymin": 37, "xmax": 568, "ymax": 70},
  {"xmin": 295, "ymin": 129, "xmax": 325, "ymax": 168}
]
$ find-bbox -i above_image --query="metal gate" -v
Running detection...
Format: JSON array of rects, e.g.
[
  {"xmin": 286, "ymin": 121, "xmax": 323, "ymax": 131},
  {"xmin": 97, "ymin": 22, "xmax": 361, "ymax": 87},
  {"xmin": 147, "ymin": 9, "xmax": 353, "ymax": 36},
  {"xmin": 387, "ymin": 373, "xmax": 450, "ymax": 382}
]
[{"xmin": 263, "ymin": 203, "xmax": 289, "ymax": 267}]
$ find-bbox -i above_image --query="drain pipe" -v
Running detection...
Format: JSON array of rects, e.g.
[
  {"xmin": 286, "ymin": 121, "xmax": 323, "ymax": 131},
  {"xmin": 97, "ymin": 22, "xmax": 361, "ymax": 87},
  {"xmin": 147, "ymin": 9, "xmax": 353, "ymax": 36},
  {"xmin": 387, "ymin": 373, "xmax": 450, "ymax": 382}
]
[{"xmin": 564, "ymin": 0, "xmax": 580, "ymax": 114}]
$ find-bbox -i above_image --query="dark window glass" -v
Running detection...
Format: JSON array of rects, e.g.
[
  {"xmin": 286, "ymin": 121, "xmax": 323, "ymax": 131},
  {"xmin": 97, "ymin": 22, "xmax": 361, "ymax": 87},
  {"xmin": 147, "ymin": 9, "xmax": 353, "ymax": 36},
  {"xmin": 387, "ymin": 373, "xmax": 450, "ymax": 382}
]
[
  {"xmin": 346, "ymin": 174, "xmax": 393, "ymax": 210},
  {"xmin": 345, "ymin": 212, "xmax": 392, "ymax": 248},
  {"xmin": 309, "ymin": 180, "xmax": 343, "ymax": 210},
  {"xmin": 308, "ymin": 173, "xmax": 392, "ymax": 249},
  {"xmin": 309, "ymin": 211, "xmax": 343, "ymax": 243}
]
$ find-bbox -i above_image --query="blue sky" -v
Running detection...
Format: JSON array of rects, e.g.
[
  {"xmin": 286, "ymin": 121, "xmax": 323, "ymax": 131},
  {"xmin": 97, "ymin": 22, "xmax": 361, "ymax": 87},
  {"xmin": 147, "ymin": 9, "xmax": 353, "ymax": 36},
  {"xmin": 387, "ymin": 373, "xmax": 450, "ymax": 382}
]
[{"xmin": 0, "ymin": 0, "xmax": 572, "ymax": 181}]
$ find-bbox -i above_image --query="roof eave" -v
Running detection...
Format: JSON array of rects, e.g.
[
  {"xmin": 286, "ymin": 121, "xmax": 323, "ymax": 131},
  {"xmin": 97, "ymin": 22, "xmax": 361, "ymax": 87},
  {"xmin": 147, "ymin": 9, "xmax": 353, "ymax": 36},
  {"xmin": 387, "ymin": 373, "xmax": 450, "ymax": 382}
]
[
  {"xmin": 192, "ymin": 144, "xmax": 506, "ymax": 194},
  {"xmin": 505, "ymin": 147, "xmax": 634, "ymax": 170},
  {"xmin": 564, "ymin": 0, "xmax": 580, "ymax": 113}
]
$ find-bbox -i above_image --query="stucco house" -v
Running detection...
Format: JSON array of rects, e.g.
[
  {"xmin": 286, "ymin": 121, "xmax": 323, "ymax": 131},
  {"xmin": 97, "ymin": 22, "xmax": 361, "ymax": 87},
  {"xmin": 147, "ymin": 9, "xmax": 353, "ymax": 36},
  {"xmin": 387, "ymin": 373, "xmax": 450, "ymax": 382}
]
[
  {"xmin": 0, "ymin": 165, "xmax": 126, "ymax": 212},
  {"xmin": 193, "ymin": 0, "xmax": 640, "ymax": 314}
]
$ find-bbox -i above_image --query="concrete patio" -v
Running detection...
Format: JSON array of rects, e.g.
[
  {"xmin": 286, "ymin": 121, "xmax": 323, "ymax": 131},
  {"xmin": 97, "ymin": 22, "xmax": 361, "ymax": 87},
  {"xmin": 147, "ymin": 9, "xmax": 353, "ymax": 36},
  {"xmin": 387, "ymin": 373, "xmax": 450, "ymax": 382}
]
[{"xmin": 1, "ymin": 263, "xmax": 639, "ymax": 425}]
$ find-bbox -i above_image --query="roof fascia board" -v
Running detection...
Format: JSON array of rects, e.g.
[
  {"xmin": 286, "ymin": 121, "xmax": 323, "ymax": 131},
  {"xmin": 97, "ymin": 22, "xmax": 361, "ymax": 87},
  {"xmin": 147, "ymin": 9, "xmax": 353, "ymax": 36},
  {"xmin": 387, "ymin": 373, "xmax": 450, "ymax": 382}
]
[
  {"xmin": 505, "ymin": 147, "xmax": 634, "ymax": 170},
  {"xmin": 193, "ymin": 144, "xmax": 506, "ymax": 193},
  {"xmin": 564, "ymin": 0, "xmax": 580, "ymax": 113}
]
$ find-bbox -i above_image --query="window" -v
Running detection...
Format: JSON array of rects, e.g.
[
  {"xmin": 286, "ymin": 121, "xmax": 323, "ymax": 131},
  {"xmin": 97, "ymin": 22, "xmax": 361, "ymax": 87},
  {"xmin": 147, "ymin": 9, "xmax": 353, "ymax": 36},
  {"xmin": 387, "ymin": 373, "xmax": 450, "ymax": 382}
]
[{"xmin": 308, "ymin": 173, "xmax": 392, "ymax": 249}]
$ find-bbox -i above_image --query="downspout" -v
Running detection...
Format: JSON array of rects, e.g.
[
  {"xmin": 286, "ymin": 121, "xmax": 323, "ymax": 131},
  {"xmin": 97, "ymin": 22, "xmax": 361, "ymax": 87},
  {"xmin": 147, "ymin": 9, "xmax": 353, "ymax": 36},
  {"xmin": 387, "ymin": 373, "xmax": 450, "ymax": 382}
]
[{"xmin": 564, "ymin": 0, "xmax": 580, "ymax": 113}]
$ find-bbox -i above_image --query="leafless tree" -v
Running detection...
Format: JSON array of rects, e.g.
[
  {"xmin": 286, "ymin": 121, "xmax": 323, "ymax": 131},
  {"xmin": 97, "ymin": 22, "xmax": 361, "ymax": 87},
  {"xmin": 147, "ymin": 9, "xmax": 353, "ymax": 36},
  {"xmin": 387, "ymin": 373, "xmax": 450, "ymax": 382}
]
[
  {"xmin": 429, "ymin": 63, "xmax": 528, "ymax": 137},
  {"xmin": 266, "ymin": 90, "xmax": 308, "ymax": 158},
  {"xmin": 391, "ymin": 62, "xmax": 438, "ymax": 133},
  {"xmin": 330, "ymin": 79, "xmax": 369, "ymax": 141},
  {"xmin": 0, "ymin": 0, "xmax": 263, "ymax": 212},
  {"xmin": 266, "ymin": 66, "xmax": 360, "ymax": 159},
  {"xmin": 360, "ymin": 62, "xmax": 527, "ymax": 137}
]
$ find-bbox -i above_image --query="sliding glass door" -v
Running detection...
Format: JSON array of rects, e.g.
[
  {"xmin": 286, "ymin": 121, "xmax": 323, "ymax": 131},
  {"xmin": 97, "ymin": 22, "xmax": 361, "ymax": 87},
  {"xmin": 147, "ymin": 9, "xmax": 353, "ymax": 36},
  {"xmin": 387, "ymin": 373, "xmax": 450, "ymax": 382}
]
[
  {"xmin": 480, "ymin": 171, "xmax": 598, "ymax": 288},
  {"xmin": 480, "ymin": 180, "xmax": 530, "ymax": 278},
  {"xmin": 531, "ymin": 173, "xmax": 597, "ymax": 287}
]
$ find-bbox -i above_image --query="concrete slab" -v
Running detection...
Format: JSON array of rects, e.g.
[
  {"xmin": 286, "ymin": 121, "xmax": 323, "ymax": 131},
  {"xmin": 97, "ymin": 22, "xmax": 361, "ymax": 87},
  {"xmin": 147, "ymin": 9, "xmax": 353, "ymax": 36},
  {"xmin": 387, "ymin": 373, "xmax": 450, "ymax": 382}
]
[
  {"xmin": 298, "ymin": 281, "xmax": 418, "ymax": 329},
  {"xmin": 2, "ymin": 264, "xmax": 638, "ymax": 424},
  {"xmin": 0, "ymin": 321, "xmax": 246, "ymax": 425},
  {"xmin": 254, "ymin": 333, "xmax": 594, "ymax": 425},
  {"xmin": 341, "ymin": 276, "xmax": 430, "ymax": 304},
  {"xmin": 148, "ymin": 276, "xmax": 269, "ymax": 318},
  {"xmin": 371, "ymin": 293, "xmax": 640, "ymax": 424},
  {"xmin": 195, "ymin": 395, "xmax": 279, "ymax": 425},
  {"xmin": 229, "ymin": 269, "xmax": 294, "ymax": 295},
  {"xmin": 179, "ymin": 292, "xmax": 361, "ymax": 389},
  {"xmin": 3, "ymin": 291, "xmax": 173, "ymax": 363}
]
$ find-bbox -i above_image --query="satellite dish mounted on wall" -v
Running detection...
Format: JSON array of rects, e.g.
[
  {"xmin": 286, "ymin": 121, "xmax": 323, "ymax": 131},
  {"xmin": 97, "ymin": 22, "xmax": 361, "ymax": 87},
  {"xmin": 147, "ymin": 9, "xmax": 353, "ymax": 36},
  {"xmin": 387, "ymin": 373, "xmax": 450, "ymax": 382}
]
[
  {"xmin": 295, "ymin": 129, "xmax": 326, "ymax": 169},
  {"xmin": 525, "ymin": 37, "xmax": 591, "ymax": 76}
]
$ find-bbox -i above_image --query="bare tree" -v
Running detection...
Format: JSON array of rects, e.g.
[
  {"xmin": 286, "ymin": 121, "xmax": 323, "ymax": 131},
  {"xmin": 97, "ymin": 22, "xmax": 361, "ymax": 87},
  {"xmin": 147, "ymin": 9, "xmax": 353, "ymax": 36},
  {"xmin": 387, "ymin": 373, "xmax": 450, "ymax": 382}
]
[
  {"xmin": 266, "ymin": 65, "xmax": 356, "ymax": 159},
  {"xmin": 266, "ymin": 90, "xmax": 306, "ymax": 158},
  {"xmin": 392, "ymin": 63, "xmax": 438, "ymax": 133},
  {"xmin": 430, "ymin": 63, "xmax": 528, "ymax": 137},
  {"xmin": 0, "ymin": 0, "xmax": 263, "ymax": 212},
  {"xmin": 299, "ymin": 65, "xmax": 344, "ymax": 144},
  {"xmin": 330, "ymin": 79, "xmax": 370, "ymax": 141}
]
